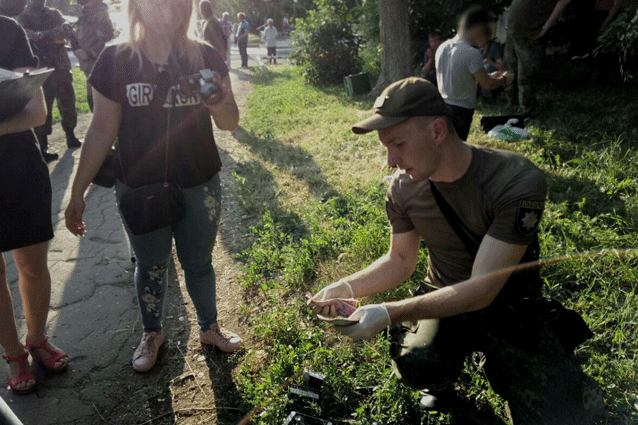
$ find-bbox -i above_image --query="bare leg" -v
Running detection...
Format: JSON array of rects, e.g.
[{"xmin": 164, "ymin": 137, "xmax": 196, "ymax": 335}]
[
  {"xmin": 0, "ymin": 254, "xmax": 35, "ymax": 392},
  {"xmin": 12, "ymin": 242, "xmax": 66, "ymax": 369}
]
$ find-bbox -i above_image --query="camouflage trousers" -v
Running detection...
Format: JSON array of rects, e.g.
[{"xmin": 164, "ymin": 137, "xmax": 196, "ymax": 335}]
[
  {"xmin": 35, "ymin": 68, "xmax": 77, "ymax": 149},
  {"xmin": 390, "ymin": 303, "xmax": 604, "ymax": 424},
  {"xmin": 504, "ymin": 36, "xmax": 545, "ymax": 115}
]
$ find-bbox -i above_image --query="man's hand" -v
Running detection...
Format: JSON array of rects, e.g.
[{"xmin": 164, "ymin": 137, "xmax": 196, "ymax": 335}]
[
  {"xmin": 333, "ymin": 304, "xmax": 391, "ymax": 341},
  {"xmin": 74, "ymin": 49, "xmax": 89, "ymax": 61},
  {"xmin": 310, "ymin": 280, "xmax": 354, "ymax": 316},
  {"xmin": 502, "ymin": 71, "xmax": 515, "ymax": 86}
]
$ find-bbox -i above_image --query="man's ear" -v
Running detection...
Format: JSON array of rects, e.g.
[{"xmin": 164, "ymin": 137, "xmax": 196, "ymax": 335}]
[{"xmin": 431, "ymin": 117, "xmax": 447, "ymax": 144}]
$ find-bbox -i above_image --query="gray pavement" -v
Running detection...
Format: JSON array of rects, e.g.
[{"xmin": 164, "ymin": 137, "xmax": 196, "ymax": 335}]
[{"xmin": 1, "ymin": 148, "xmax": 139, "ymax": 424}]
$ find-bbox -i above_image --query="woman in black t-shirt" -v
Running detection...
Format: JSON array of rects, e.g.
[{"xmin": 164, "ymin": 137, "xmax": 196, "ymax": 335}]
[
  {"xmin": 65, "ymin": 0, "xmax": 243, "ymax": 373},
  {"xmin": 0, "ymin": 5, "xmax": 69, "ymax": 396}
]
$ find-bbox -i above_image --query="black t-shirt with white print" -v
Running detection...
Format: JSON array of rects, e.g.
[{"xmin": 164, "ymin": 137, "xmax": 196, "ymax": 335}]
[{"xmin": 89, "ymin": 43, "xmax": 227, "ymax": 188}]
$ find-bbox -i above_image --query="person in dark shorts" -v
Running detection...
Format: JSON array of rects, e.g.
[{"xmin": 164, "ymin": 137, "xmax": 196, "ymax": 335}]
[
  {"xmin": 65, "ymin": 0, "xmax": 243, "ymax": 373},
  {"xmin": 264, "ymin": 18, "xmax": 278, "ymax": 64},
  {"xmin": 0, "ymin": 0, "xmax": 69, "ymax": 397},
  {"xmin": 310, "ymin": 78, "xmax": 604, "ymax": 424},
  {"xmin": 436, "ymin": 6, "xmax": 513, "ymax": 140}
]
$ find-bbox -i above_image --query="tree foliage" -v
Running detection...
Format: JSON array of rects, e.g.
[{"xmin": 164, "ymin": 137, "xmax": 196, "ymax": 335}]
[{"xmin": 291, "ymin": 0, "xmax": 361, "ymax": 85}]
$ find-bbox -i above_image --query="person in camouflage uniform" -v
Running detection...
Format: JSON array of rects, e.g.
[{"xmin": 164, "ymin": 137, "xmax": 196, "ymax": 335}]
[
  {"xmin": 505, "ymin": 0, "xmax": 572, "ymax": 116},
  {"xmin": 18, "ymin": 0, "xmax": 81, "ymax": 162},
  {"xmin": 71, "ymin": 0, "xmax": 113, "ymax": 112}
]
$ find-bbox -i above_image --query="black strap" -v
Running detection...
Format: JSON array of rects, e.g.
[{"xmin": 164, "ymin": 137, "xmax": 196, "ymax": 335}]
[
  {"xmin": 430, "ymin": 181, "xmax": 481, "ymax": 257},
  {"xmin": 117, "ymin": 74, "xmax": 175, "ymax": 187}
]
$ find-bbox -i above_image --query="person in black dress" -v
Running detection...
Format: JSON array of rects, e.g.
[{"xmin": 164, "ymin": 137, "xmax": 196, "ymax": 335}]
[{"xmin": 0, "ymin": 0, "xmax": 69, "ymax": 396}]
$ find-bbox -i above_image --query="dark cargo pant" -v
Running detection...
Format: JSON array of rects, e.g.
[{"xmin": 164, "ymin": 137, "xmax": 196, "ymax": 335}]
[
  {"xmin": 504, "ymin": 36, "xmax": 545, "ymax": 115},
  {"xmin": 390, "ymin": 308, "xmax": 604, "ymax": 425},
  {"xmin": 35, "ymin": 68, "xmax": 77, "ymax": 151}
]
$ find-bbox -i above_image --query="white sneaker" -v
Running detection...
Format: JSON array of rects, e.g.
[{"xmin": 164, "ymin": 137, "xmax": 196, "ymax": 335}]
[
  {"xmin": 132, "ymin": 332, "xmax": 165, "ymax": 372},
  {"xmin": 199, "ymin": 324, "xmax": 242, "ymax": 353}
]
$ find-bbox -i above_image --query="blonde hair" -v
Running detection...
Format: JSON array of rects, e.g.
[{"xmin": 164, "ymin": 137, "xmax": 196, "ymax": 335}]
[{"xmin": 123, "ymin": 0, "xmax": 203, "ymax": 72}]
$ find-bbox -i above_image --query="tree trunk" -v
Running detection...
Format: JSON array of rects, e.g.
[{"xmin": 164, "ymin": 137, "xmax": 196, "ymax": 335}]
[{"xmin": 373, "ymin": 0, "xmax": 412, "ymax": 93}]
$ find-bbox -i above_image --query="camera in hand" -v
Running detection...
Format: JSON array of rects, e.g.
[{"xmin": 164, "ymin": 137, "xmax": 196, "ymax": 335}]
[{"xmin": 177, "ymin": 69, "xmax": 220, "ymax": 101}]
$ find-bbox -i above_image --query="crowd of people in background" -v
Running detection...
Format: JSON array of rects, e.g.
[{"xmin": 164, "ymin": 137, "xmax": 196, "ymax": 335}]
[{"xmin": 422, "ymin": 0, "xmax": 630, "ymax": 127}]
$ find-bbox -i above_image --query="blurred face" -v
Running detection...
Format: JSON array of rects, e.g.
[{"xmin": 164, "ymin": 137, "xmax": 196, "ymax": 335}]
[
  {"xmin": 1, "ymin": 0, "xmax": 27, "ymax": 16},
  {"xmin": 137, "ymin": 0, "xmax": 187, "ymax": 35},
  {"xmin": 378, "ymin": 117, "xmax": 445, "ymax": 181},
  {"xmin": 199, "ymin": 1, "xmax": 212, "ymax": 19},
  {"xmin": 429, "ymin": 35, "xmax": 443, "ymax": 51},
  {"xmin": 465, "ymin": 24, "xmax": 491, "ymax": 48},
  {"xmin": 268, "ymin": 21, "xmax": 273, "ymax": 27}
]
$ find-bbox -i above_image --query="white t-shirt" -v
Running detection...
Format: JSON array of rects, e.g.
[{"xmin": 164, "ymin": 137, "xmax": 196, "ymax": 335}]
[
  {"xmin": 264, "ymin": 26, "xmax": 278, "ymax": 47},
  {"xmin": 435, "ymin": 35, "xmax": 485, "ymax": 109}
]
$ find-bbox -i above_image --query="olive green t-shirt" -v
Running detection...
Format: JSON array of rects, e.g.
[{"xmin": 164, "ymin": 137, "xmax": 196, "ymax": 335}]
[{"xmin": 386, "ymin": 145, "xmax": 547, "ymax": 287}]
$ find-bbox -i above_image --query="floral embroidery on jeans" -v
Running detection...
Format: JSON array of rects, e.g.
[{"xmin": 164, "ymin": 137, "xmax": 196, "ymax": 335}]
[
  {"xmin": 142, "ymin": 265, "xmax": 164, "ymax": 318},
  {"xmin": 203, "ymin": 186, "xmax": 218, "ymax": 222}
]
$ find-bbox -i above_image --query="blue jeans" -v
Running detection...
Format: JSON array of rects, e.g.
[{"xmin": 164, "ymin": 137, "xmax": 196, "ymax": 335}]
[{"xmin": 115, "ymin": 174, "xmax": 222, "ymax": 333}]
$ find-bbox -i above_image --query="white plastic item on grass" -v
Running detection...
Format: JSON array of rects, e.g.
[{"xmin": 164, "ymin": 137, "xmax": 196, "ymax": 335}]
[{"xmin": 487, "ymin": 118, "xmax": 530, "ymax": 142}]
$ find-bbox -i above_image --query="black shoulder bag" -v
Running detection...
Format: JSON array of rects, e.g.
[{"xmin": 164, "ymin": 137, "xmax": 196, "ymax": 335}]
[
  {"xmin": 429, "ymin": 181, "xmax": 592, "ymax": 354},
  {"xmin": 117, "ymin": 87, "xmax": 186, "ymax": 235}
]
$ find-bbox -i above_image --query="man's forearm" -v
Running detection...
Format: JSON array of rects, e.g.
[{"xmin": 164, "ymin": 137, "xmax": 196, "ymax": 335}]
[
  {"xmin": 385, "ymin": 266, "xmax": 513, "ymax": 323},
  {"xmin": 344, "ymin": 253, "xmax": 414, "ymax": 298}
]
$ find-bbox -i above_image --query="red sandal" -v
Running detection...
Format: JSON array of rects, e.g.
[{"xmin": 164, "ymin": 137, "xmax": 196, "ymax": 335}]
[
  {"xmin": 25, "ymin": 335, "xmax": 68, "ymax": 374},
  {"xmin": 3, "ymin": 352, "xmax": 37, "ymax": 395}
]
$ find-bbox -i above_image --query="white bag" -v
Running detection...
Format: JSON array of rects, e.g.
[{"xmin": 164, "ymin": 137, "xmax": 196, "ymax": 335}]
[{"xmin": 487, "ymin": 118, "xmax": 530, "ymax": 142}]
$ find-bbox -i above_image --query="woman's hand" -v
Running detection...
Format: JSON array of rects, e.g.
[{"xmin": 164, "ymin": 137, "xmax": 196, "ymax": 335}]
[
  {"xmin": 203, "ymin": 73, "xmax": 239, "ymax": 131},
  {"xmin": 203, "ymin": 71, "xmax": 232, "ymax": 113},
  {"xmin": 65, "ymin": 194, "xmax": 86, "ymax": 236}
]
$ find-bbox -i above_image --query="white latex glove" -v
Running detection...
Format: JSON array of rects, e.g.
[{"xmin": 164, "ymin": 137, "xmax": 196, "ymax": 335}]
[
  {"xmin": 333, "ymin": 304, "xmax": 391, "ymax": 341},
  {"xmin": 310, "ymin": 280, "xmax": 354, "ymax": 317}
]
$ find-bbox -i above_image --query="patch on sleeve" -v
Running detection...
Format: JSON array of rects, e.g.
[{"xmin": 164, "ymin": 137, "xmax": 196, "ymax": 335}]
[{"xmin": 516, "ymin": 200, "xmax": 544, "ymax": 237}]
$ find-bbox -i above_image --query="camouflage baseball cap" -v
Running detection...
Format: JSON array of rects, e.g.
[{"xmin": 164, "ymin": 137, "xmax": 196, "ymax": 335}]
[{"xmin": 352, "ymin": 77, "xmax": 452, "ymax": 135}]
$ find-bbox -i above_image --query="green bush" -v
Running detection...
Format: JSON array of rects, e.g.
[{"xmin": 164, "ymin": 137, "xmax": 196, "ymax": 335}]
[
  {"xmin": 595, "ymin": 9, "xmax": 638, "ymax": 81},
  {"xmin": 291, "ymin": 0, "xmax": 361, "ymax": 85}
]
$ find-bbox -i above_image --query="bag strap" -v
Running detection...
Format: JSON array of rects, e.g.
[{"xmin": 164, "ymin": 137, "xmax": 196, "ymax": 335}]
[
  {"xmin": 117, "ymin": 75, "xmax": 175, "ymax": 187},
  {"xmin": 429, "ymin": 181, "xmax": 481, "ymax": 257}
]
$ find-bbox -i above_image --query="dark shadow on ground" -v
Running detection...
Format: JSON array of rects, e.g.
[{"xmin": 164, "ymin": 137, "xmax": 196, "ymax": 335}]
[
  {"xmin": 204, "ymin": 348, "xmax": 246, "ymax": 424},
  {"xmin": 546, "ymin": 173, "xmax": 630, "ymax": 221},
  {"xmin": 231, "ymin": 126, "xmax": 342, "ymax": 202}
]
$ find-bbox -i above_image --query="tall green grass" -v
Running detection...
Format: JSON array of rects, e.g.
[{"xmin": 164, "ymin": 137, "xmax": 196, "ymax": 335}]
[{"xmin": 232, "ymin": 66, "xmax": 638, "ymax": 424}]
